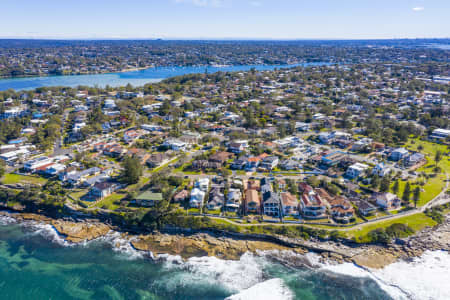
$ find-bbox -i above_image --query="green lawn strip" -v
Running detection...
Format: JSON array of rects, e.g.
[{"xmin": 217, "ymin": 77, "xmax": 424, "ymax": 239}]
[
  {"xmin": 93, "ymin": 193, "xmax": 126, "ymax": 210},
  {"xmin": 345, "ymin": 213, "xmax": 437, "ymax": 241},
  {"xmin": 2, "ymin": 173, "xmax": 47, "ymax": 185}
]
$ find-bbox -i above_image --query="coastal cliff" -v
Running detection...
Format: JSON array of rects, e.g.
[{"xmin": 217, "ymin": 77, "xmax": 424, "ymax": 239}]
[{"xmin": 3, "ymin": 211, "xmax": 449, "ymax": 269}]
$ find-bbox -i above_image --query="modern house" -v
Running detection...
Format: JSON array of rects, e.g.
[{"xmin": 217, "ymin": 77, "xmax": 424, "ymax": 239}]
[
  {"xmin": 299, "ymin": 183, "xmax": 327, "ymax": 219},
  {"xmin": 263, "ymin": 191, "xmax": 280, "ymax": 217},
  {"xmin": 375, "ymin": 192, "xmax": 401, "ymax": 210},
  {"xmin": 190, "ymin": 188, "xmax": 205, "ymax": 208},
  {"xmin": 280, "ymin": 192, "xmax": 299, "ymax": 216},
  {"xmin": 90, "ymin": 182, "xmax": 117, "ymax": 200},
  {"xmin": 390, "ymin": 148, "xmax": 409, "ymax": 161},
  {"xmin": 244, "ymin": 189, "xmax": 261, "ymax": 214},
  {"xmin": 372, "ymin": 163, "xmax": 391, "ymax": 177},
  {"xmin": 346, "ymin": 163, "xmax": 369, "ymax": 179},
  {"xmin": 260, "ymin": 156, "xmax": 279, "ymax": 170}
]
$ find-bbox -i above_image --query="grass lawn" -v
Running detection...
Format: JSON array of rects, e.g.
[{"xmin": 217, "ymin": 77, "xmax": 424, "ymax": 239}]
[
  {"xmin": 2, "ymin": 173, "xmax": 47, "ymax": 185},
  {"xmin": 93, "ymin": 193, "xmax": 126, "ymax": 210},
  {"xmin": 346, "ymin": 213, "xmax": 437, "ymax": 241},
  {"xmin": 69, "ymin": 190, "xmax": 88, "ymax": 201},
  {"xmin": 391, "ymin": 174, "xmax": 446, "ymax": 207}
]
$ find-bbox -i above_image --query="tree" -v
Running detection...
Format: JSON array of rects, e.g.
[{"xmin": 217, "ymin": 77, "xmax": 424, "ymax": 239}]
[
  {"xmin": 402, "ymin": 182, "xmax": 411, "ymax": 202},
  {"xmin": 121, "ymin": 156, "xmax": 143, "ymax": 184},
  {"xmin": 379, "ymin": 177, "xmax": 390, "ymax": 193},
  {"xmin": 413, "ymin": 187, "xmax": 420, "ymax": 208},
  {"xmin": 392, "ymin": 180, "xmax": 399, "ymax": 195},
  {"xmin": 434, "ymin": 150, "xmax": 442, "ymax": 167}
]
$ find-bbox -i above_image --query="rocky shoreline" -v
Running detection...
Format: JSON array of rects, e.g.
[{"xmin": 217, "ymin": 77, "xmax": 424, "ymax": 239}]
[{"xmin": 2, "ymin": 211, "xmax": 449, "ymax": 269}]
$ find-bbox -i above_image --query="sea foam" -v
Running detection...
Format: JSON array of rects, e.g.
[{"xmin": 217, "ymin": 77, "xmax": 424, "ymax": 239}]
[
  {"xmin": 225, "ymin": 278, "xmax": 294, "ymax": 300},
  {"xmin": 321, "ymin": 250, "xmax": 450, "ymax": 300}
]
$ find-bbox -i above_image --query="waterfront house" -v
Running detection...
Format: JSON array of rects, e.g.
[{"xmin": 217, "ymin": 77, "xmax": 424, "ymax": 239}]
[
  {"xmin": 135, "ymin": 191, "xmax": 163, "ymax": 207},
  {"xmin": 244, "ymin": 189, "xmax": 261, "ymax": 214},
  {"xmin": 263, "ymin": 191, "xmax": 281, "ymax": 217},
  {"xmin": 90, "ymin": 182, "xmax": 117, "ymax": 200},
  {"xmin": 280, "ymin": 192, "xmax": 299, "ymax": 216},
  {"xmin": 190, "ymin": 188, "xmax": 205, "ymax": 208},
  {"xmin": 374, "ymin": 192, "xmax": 401, "ymax": 210}
]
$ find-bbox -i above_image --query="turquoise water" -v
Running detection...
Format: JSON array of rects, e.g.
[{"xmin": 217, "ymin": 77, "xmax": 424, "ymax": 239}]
[
  {"xmin": 0, "ymin": 216, "xmax": 393, "ymax": 300},
  {"xmin": 0, "ymin": 63, "xmax": 326, "ymax": 91}
]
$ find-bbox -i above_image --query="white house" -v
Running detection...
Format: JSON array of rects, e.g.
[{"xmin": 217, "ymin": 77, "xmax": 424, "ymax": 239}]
[
  {"xmin": 195, "ymin": 178, "xmax": 210, "ymax": 192},
  {"xmin": 163, "ymin": 139, "xmax": 188, "ymax": 151},
  {"xmin": 375, "ymin": 192, "xmax": 401, "ymax": 210},
  {"xmin": 372, "ymin": 163, "xmax": 391, "ymax": 177},
  {"xmin": 190, "ymin": 188, "xmax": 205, "ymax": 208},
  {"xmin": 346, "ymin": 163, "xmax": 369, "ymax": 179}
]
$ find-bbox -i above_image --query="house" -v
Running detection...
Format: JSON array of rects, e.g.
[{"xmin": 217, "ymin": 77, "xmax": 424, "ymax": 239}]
[
  {"xmin": 163, "ymin": 139, "xmax": 188, "ymax": 151},
  {"xmin": 225, "ymin": 188, "xmax": 242, "ymax": 212},
  {"xmin": 346, "ymin": 163, "xmax": 369, "ymax": 179},
  {"xmin": 260, "ymin": 156, "xmax": 279, "ymax": 170},
  {"xmin": 263, "ymin": 191, "xmax": 280, "ymax": 217},
  {"xmin": 146, "ymin": 153, "xmax": 169, "ymax": 168},
  {"xmin": 231, "ymin": 156, "xmax": 248, "ymax": 170},
  {"xmin": 228, "ymin": 140, "xmax": 248, "ymax": 154},
  {"xmin": 123, "ymin": 130, "xmax": 142, "ymax": 144},
  {"xmin": 247, "ymin": 180, "xmax": 261, "ymax": 191},
  {"xmin": 299, "ymin": 183, "xmax": 328, "ymax": 219},
  {"xmin": 244, "ymin": 189, "xmax": 261, "ymax": 214},
  {"xmin": 90, "ymin": 182, "xmax": 116, "ymax": 200},
  {"xmin": 295, "ymin": 121, "xmax": 311, "ymax": 132},
  {"xmin": 280, "ymin": 192, "xmax": 299, "ymax": 216},
  {"xmin": 280, "ymin": 159, "xmax": 301, "ymax": 170},
  {"xmin": 375, "ymin": 192, "xmax": 401, "ymax": 210},
  {"xmin": 321, "ymin": 151, "xmax": 347, "ymax": 167},
  {"xmin": 372, "ymin": 163, "xmax": 391, "ymax": 177},
  {"xmin": 429, "ymin": 128, "xmax": 450, "ymax": 142},
  {"xmin": 192, "ymin": 160, "xmax": 222, "ymax": 170},
  {"xmin": 390, "ymin": 148, "xmax": 409, "ymax": 161},
  {"xmin": 173, "ymin": 189, "xmax": 189, "ymax": 202},
  {"xmin": 207, "ymin": 186, "xmax": 224, "ymax": 210},
  {"xmin": 352, "ymin": 199, "xmax": 377, "ymax": 216},
  {"xmin": 135, "ymin": 191, "xmax": 163, "ymax": 207},
  {"xmin": 195, "ymin": 178, "xmax": 210, "ymax": 192},
  {"xmin": 316, "ymin": 189, "xmax": 354, "ymax": 223},
  {"xmin": 44, "ymin": 163, "xmax": 67, "ymax": 176},
  {"xmin": 190, "ymin": 188, "xmax": 205, "ymax": 208},
  {"xmin": 23, "ymin": 156, "xmax": 54, "ymax": 173},
  {"xmin": 62, "ymin": 167, "xmax": 102, "ymax": 186},
  {"xmin": 209, "ymin": 151, "xmax": 233, "ymax": 164},
  {"xmin": 405, "ymin": 153, "xmax": 425, "ymax": 167}
]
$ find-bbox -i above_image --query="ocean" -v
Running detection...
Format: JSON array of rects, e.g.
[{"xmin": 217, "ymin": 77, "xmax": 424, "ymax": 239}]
[{"xmin": 0, "ymin": 215, "xmax": 448, "ymax": 300}]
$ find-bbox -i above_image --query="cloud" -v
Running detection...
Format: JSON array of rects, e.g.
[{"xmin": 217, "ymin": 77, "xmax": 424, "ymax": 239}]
[
  {"xmin": 174, "ymin": 0, "xmax": 226, "ymax": 8},
  {"xmin": 250, "ymin": 1, "xmax": 262, "ymax": 7},
  {"xmin": 412, "ymin": 7, "xmax": 424, "ymax": 11}
]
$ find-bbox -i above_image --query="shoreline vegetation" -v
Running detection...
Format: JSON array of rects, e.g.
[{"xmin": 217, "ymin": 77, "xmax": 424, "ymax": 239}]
[{"xmin": 0, "ymin": 66, "xmax": 153, "ymax": 80}]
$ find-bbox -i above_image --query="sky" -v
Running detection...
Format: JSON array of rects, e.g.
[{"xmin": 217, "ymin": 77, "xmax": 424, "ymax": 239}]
[{"xmin": 1, "ymin": 0, "xmax": 449, "ymax": 39}]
